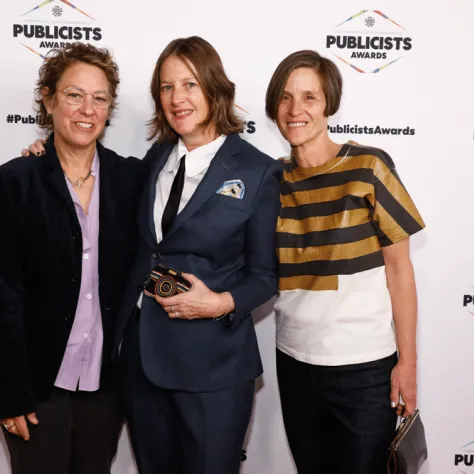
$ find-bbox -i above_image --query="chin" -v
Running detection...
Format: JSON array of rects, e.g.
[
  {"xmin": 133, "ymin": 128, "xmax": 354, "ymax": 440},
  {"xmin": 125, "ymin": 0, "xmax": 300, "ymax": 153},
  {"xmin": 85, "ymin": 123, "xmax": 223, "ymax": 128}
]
[
  {"xmin": 285, "ymin": 135, "xmax": 307, "ymax": 147},
  {"xmin": 67, "ymin": 135, "xmax": 98, "ymax": 149}
]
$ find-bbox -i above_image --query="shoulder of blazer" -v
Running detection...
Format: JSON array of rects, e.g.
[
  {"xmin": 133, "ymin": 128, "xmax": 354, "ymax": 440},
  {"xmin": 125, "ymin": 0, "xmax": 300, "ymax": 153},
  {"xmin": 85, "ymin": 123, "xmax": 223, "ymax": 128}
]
[
  {"xmin": 0, "ymin": 155, "xmax": 38, "ymax": 206},
  {"xmin": 142, "ymin": 139, "xmax": 175, "ymax": 165},
  {"xmin": 228, "ymin": 134, "xmax": 282, "ymax": 172},
  {"xmin": 96, "ymin": 140, "xmax": 148, "ymax": 184},
  {"xmin": 0, "ymin": 154, "xmax": 38, "ymax": 179}
]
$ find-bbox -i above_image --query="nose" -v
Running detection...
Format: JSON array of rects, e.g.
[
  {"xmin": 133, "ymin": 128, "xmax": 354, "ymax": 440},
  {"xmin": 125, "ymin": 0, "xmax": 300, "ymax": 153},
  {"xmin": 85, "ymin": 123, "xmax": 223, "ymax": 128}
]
[
  {"xmin": 79, "ymin": 94, "xmax": 94, "ymax": 115},
  {"xmin": 171, "ymin": 86, "xmax": 186, "ymax": 106},
  {"xmin": 289, "ymin": 98, "xmax": 302, "ymax": 116}
]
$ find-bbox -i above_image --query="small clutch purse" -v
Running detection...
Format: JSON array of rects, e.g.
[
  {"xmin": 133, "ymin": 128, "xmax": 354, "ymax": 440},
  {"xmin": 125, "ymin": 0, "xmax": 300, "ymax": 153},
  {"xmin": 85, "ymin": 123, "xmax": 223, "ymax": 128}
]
[
  {"xmin": 387, "ymin": 409, "xmax": 428, "ymax": 474},
  {"xmin": 143, "ymin": 264, "xmax": 191, "ymax": 298}
]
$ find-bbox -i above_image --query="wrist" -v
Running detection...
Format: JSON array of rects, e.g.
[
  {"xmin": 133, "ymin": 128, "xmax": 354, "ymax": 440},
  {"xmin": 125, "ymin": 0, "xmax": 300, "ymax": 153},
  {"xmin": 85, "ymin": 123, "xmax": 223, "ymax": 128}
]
[
  {"xmin": 218, "ymin": 292, "xmax": 235, "ymax": 315},
  {"xmin": 397, "ymin": 355, "xmax": 417, "ymax": 367}
]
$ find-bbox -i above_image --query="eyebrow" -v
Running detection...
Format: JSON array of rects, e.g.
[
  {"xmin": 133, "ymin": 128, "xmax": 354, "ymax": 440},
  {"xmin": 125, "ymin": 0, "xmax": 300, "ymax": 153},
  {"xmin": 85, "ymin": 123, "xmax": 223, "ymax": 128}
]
[
  {"xmin": 65, "ymin": 85, "xmax": 109, "ymax": 94},
  {"xmin": 160, "ymin": 76, "xmax": 197, "ymax": 84},
  {"xmin": 283, "ymin": 89, "xmax": 318, "ymax": 95}
]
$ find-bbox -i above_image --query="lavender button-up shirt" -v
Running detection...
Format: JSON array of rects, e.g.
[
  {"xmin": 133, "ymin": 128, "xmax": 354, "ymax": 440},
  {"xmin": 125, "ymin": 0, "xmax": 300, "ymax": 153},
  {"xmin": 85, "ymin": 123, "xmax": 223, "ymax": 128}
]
[{"xmin": 54, "ymin": 152, "xmax": 103, "ymax": 391}]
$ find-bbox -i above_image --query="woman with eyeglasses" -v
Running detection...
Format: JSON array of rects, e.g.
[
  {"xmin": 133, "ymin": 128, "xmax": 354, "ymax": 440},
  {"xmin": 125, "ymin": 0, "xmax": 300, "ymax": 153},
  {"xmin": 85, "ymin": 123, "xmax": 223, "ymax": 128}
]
[{"xmin": 0, "ymin": 43, "xmax": 147, "ymax": 474}]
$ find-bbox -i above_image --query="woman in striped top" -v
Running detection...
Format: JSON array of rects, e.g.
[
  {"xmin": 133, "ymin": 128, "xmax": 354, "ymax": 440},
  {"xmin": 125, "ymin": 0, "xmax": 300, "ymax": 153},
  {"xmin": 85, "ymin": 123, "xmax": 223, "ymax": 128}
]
[{"xmin": 265, "ymin": 51, "xmax": 425, "ymax": 474}]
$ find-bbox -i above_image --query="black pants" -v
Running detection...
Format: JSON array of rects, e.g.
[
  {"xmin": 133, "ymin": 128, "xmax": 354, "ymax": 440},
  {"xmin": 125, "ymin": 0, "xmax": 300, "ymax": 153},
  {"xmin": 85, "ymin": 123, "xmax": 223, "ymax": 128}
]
[
  {"xmin": 277, "ymin": 349, "xmax": 398, "ymax": 474},
  {"xmin": 119, "ymin": 316, "xmax": 254, "ymax": 474},
  {"xmin": 2, "ymin": 383, "xmax": 124, "ymax": 474}
]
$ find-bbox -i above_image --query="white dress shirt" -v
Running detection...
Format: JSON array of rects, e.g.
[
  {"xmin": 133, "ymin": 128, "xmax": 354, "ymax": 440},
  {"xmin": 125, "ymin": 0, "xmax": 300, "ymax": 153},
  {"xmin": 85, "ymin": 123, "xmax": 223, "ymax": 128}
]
[
  {"xmin": 136, "ymin": 134, "xmax": 226, "ymax": 308},
  {"xmin": 153, "ymin": 134, "xmax": 227, "ymax": 243}
]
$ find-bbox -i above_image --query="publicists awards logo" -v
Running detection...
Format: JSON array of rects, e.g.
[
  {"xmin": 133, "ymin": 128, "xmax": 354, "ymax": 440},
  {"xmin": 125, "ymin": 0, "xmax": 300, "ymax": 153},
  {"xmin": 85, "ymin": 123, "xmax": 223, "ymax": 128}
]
[
  {"xmin": 326, "ymin": 10, "xmax": 412, "ymax": 73},
  {"xmin": 235, "ymin": 105, "xmax": 256, "ymax": 135},
  {"xmin": 454, "ymin": 440, "xmax": 474, "ymax": 472},
  {"xmin": 13, "ymin": 0, "xmax": 102, "ymax": 60},
  {"xmin": 462, "ymin": 286, "xmax": 474, "ymax": 316}
]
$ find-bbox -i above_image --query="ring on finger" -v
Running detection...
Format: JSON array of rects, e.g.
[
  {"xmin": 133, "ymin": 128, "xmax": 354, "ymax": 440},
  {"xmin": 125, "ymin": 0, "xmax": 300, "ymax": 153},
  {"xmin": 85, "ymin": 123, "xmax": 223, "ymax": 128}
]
[
  {"xmin": 170, "ymin": 305, "xmax": 174, "ymax": 313},
  {"xmin": 175, "ymin": 311, "xmax": 180, "ymax": 318},
  {"xmin": 3, "ymin": 424, "xmax": 14, "ymax": 430}
]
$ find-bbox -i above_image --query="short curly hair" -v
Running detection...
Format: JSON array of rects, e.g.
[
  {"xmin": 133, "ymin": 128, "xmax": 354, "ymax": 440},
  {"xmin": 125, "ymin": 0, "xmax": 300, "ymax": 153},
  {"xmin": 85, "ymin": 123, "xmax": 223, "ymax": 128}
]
[{"xmin": 34, "ymin": 42, "xmax": 119, "ymax": 132}]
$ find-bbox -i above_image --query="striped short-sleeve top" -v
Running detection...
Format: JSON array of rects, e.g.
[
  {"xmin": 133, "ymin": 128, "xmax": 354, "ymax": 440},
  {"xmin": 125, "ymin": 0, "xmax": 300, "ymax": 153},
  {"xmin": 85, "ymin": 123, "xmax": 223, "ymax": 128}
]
[{"xmin": 274, "ymin": 141, "xmax": 425, "ymax": 366}]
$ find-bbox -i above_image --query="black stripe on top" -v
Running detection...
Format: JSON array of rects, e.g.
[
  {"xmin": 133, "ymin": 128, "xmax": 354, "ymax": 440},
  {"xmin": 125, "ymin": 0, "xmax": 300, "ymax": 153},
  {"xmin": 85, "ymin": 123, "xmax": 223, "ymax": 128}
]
[
  {"xmin": 375, "ymin": 181, "xmax": 424, "ymax": 235},
  {"xmin": 281, "ymin": 159, "xmax": 297, "ymax": 173},
  {"xmin": 277, "ymin": 222, "xmax": 376, "ymax": 248},
  {"xmin": 279, "ymin": 251, "xmax": 385, "ymax": 277},
  {"xmin": 373, "ymin": 225, "xmax": 393, "ymax": 247},
  {"xmin": 280, "ymin": 195, "xmax": 369, "ymax": 219},
  {"xmin": 281, "ymin": 168, "xmax": 374, "ymax": 195},
  {"xmin": 347, "ymin": 144, "xmax": 395, "ymax": 171}
]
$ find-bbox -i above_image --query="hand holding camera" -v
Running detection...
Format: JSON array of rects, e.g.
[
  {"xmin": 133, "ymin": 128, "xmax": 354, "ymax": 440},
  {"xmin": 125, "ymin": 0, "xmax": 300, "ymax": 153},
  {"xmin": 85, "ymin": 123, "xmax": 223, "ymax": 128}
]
[{"xmin": 143, "ymin": 264, "xmax": 234, "ymax": 320}]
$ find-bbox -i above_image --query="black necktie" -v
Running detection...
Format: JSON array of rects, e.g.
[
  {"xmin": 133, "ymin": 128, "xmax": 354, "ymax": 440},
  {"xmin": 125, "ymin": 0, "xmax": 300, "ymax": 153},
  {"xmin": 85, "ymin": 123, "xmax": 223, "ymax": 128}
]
[{"xmin": 161, "ymin": 154, "xmax": 186, "ymax": 237}]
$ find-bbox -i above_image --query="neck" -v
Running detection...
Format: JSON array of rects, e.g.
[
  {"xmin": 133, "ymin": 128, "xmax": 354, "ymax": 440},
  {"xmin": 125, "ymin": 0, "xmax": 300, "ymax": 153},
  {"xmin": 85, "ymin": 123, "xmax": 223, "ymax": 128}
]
[
  {"xmin": 182, "ymin": 128, "xmax": 219, "ymax": 152},
  {"xmin": 292, "ymin": 132, "xmax": 341, "ymax": 168},
  {"xmin": 54, "ymin": 136, "xmax": 96, "ymax": 177}
]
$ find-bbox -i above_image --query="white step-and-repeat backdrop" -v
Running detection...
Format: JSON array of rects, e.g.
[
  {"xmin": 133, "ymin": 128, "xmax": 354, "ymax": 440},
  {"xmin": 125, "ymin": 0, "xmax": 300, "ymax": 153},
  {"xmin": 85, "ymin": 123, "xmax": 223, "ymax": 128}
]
[{"xmin": 1, "ymin": 1, "xmax": 473, "ymax": 473}]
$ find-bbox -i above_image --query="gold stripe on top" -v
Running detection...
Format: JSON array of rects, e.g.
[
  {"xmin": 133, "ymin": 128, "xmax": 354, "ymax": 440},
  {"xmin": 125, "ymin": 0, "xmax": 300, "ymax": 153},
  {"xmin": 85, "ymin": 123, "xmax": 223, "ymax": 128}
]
[
  {"xmin": 278, "ymin": 235, "xmax": 381, "ymax": 264},
  {"xmin": 281, "ymin": 182, "xmax": 373, "ymax": 208},
  {"xmin": 277, "ymin": 208, "xmax": 370, "ymax": 235},
  {"xmin": 374, "ymin": 164, "xmax": 425, "ymax": 228},
  {"xmin": 282, "ymin": 152, "xmax": 376, "ymax": 183},
  {"xmin": 279, "ymin": 275, "xmax": 338, "ymax": 291},
  {"xmin": 373, "ymin": 201, "xmax": 409, "ymax": 243}
]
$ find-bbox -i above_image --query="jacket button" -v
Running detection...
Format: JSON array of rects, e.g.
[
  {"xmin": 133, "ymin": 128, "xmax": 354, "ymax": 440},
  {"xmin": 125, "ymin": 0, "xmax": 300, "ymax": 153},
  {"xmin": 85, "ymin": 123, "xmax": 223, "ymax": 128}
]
[
  {"xmin": 152, "ymin": 253, "xmax": 160, "ymax": 259},
  {"xmin": 71, "ymin": 275, "xmax": 78, "ymax": 282},
  {"xmin": 65, "ymin": 313, "xmax": 72, "ymax": 321},
  {"xmin": 72, "ymin": 232, "xmax": 80, "ymax": 240},
  {"xmin": 105, "ymin": 307, "xmax": 112, "ymax": 312}
]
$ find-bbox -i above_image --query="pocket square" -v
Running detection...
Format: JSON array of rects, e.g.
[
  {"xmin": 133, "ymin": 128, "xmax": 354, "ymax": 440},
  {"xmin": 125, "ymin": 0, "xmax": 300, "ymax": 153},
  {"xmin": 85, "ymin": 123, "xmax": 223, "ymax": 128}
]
[{"xmin": 216, "ymin": 179, "xmax": 245, "ymax": 199}]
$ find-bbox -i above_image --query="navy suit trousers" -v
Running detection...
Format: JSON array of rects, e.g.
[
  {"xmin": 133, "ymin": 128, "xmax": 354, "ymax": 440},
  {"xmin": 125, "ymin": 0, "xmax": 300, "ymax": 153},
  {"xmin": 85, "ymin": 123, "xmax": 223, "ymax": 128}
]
[{"xmin": 119, "ymin": 316, "xmax": 255, "ymax": 474}]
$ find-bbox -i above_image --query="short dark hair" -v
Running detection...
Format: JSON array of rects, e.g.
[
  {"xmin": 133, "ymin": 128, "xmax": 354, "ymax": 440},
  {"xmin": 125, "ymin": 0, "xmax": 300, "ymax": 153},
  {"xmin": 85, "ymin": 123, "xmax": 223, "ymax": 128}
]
[
  {"xmin": 265, "ymin": 50, "xmax": 343, "ymax": 121},
  {"xmin": 148, "ymin": 36, "xmax": 244, "ymax": 142},
  {"xmin": 34, "ymin": 42, "xmax": 119, "ymax": 133}
]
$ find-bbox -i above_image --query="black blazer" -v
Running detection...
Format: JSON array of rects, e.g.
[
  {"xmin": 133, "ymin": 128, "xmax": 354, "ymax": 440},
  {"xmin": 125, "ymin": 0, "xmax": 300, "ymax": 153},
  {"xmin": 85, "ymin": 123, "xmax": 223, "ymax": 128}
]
[
  {"xmin": 0, "ymin": 138, "xmax": 148, "ymax": 419},
  {"xmin": 114, "ymin": 133, "xmax": 282, "ymax": 392}
]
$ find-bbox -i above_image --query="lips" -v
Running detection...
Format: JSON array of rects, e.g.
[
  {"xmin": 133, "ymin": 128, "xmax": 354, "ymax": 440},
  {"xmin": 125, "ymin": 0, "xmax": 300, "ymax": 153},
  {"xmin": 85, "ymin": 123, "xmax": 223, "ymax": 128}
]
[
  {"xmin": 287, "ymin": 122, "xmax": 307, "ymax": 128},
  {"xmin": 75, "ymin": 122, "xmax": 93, "ymax": 130},
  {"xmin": 173, "ymin": 110, "xmax": 193, "ymax": 120}
]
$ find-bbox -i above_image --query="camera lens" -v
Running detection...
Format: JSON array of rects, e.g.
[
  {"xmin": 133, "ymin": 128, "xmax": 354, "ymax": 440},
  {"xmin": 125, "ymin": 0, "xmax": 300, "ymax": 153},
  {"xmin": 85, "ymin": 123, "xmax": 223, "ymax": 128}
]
[{"xmin": 156, "ymin": 276, "xmax": 176, "ymax": 297}]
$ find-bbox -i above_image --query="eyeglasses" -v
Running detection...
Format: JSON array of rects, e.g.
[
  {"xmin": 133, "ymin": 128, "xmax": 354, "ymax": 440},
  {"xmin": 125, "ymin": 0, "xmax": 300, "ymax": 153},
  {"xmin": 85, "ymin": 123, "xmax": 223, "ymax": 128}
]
[{"xmin": 57, "ymin": 86, "xmax": 113, "ymax": 109}]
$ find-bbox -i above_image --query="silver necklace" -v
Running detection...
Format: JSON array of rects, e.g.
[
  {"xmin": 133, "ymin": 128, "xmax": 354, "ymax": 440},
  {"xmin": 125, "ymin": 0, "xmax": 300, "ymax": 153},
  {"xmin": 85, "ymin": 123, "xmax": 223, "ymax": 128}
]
[{"xmin": 64, "ymin": 170, "xmax": 93, "ymax": 188}]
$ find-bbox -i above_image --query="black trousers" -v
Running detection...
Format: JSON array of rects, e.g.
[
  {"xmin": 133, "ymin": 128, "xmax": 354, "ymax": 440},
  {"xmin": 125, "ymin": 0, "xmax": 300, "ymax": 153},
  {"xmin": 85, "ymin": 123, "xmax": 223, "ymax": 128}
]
[
  {"xmin": 119, "ymin": 316, "xmax": 254, "ymax": 474},
  {"xmin": 277, "ymin": 349, "xmax": 398, "ymax": 474},
  {"xmin": 2, "ymin": 383, "xmax": 124, "ymax": 474}
]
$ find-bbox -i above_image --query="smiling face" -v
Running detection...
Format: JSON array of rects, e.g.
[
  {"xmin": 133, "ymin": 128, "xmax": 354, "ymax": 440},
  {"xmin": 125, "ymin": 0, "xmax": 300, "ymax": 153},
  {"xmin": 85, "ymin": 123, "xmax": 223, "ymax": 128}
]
[
  {"xmin": 276, "ymin": 67, "xmax": 328, "ymax": 149},
  {"xmin": 159, "ymin": 55, "xmax": 214, "ymax": 150},
  {"xmin": 44, "ymin": 61, "xmax": 110, "ymax": 150}
]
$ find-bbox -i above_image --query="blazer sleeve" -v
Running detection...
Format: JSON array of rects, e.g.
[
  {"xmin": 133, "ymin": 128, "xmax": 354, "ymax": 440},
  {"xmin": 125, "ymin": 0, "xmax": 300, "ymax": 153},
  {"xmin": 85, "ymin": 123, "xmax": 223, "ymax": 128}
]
[
  {"xmin": 226, "ymin": 159, "xmax": 282, "ymax": 326},
  {"xmin": 0, "ymin": 170, "xmax": 36, "ymax": 419}
]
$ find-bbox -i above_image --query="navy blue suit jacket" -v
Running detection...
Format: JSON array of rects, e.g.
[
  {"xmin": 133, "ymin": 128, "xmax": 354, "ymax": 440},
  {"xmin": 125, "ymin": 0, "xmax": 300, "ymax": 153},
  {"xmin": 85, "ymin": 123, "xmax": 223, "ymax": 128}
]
[{"xmin": 115, "ymin": 133, "xmax": 281, "ymax": 392}]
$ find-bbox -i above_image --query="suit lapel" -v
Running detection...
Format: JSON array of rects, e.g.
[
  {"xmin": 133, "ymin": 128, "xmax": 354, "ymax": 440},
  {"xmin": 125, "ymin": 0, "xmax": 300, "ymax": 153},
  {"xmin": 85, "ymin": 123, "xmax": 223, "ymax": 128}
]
[
  {"xmin": 163, "ymin": 134, "xmax": 242, "ymax": 240},
  {"xmin": 138, "ymin": 141, "xmax": 174, "ymax": 249},
  {"xmin": 43, "ymin": 137, "xmax": 81, "ymax": 233}
]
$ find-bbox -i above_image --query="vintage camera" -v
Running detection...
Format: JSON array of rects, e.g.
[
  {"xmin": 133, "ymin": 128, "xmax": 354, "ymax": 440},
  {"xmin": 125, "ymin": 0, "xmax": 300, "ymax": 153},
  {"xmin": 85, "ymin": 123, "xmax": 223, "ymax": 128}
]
[{"xmin": 143, "ymin": 264, "xmax": 191, "ymax": 298}]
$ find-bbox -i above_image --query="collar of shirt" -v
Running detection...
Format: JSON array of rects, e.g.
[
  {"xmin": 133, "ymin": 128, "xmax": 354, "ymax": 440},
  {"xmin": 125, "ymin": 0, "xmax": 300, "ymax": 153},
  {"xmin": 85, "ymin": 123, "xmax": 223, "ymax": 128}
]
[{"xmin": 166, "ymin": 135, "xmax": 227, "ymax": 178}]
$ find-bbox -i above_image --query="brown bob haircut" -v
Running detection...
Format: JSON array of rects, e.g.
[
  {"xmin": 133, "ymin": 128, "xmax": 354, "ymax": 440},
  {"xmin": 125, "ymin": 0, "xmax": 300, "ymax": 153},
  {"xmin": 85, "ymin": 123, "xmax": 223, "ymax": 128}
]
[
  {"xmin": 148, "ymin": 36, "xmax": 244, "ymax": 142},
  {"xmin": 265, "ymin": 50, "xmax": 343, "ymax": 121},
  {"xmin": 35, "ymin": 42, "xmax": 120, "ymax": 133}
]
